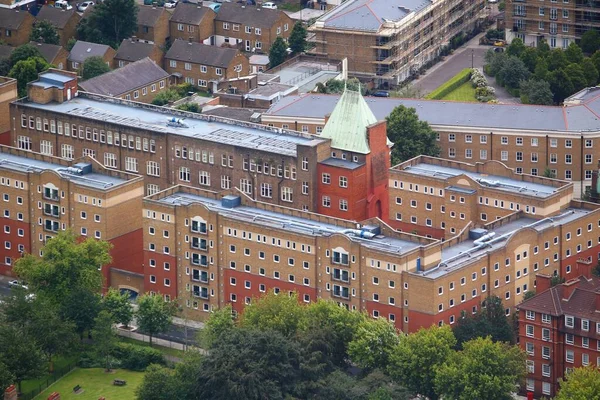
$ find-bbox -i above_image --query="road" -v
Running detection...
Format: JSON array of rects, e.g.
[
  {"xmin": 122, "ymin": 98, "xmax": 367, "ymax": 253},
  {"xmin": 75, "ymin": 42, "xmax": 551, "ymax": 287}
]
[{"xmin": 142, "ymin": 324, "xmax": 200, "ymax": 346}]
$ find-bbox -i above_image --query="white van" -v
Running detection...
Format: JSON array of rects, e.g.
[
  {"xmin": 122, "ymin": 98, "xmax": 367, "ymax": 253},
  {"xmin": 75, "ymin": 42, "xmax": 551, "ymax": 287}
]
[
  {"xmin": 262, "ymin": 2, "xmax": 277, "ymax": 9},
  {"xmin": 54, "ymin": 0, "xmax": 73, "ymax": 9}
]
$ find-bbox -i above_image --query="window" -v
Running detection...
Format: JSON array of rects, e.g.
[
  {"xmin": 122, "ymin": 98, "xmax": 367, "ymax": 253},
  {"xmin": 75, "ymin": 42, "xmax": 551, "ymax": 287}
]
[
  {"xmin": 526, "ymin": 325, "xmax": 534, "ymax": 337},
  {"xmin": 147, "ymin": 161, "xmax": 160, "ymax": 177},
  {"xmin": 565, "ymin": 315, "xmax": 574, "ymax": 328},
  {"xmin": 17, "ymin": 136, "xmax": 31, "ymax": 151},
  {"xmin": 339, "ymin": 176, "xmax": 348, "ymax": 188},
  {"xmin": 566, "ymin": 350, "xmax": 574, "ymax": 363},
  {"xmin": 322, "ymin": 173, "xmax": 330, "ymax": 184},
  {"xmin": 125, "ymin": 157, "xmax": 138, "ymax": 172}
]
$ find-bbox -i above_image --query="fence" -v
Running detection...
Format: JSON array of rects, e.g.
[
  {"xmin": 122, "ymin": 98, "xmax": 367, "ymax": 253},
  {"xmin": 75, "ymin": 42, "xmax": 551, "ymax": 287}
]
[{"xmin": 20, "ymin": 362, "xmax": 77, "ymax": 400}]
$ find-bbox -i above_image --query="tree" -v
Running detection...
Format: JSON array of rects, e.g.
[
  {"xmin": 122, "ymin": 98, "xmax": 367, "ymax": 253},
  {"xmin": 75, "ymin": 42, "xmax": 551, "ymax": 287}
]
[
  {"xmin": 581, "ymin": 30, "xmax": 600, "ymax": 54},
  {"xmin": 136, "ymin": 293, "xmax": 176, "ymax": 347},
  {"xmin": 240, "ymin": 291, "xmax": 306, "ymax": 337},
  {"xmin": 79, "ymin": 0, "xmax": 138, "ymax": 47},
  {"xmin": 547, "ymin": 69, "xmax": 575, "ymax": 104},
  {"xmin": 506, "ymin": 37, "xmax": 526, "ymax": 58},
  {"xmin": 196, "ymin": 328, "xmax": 301, "ymax": 400},
  {"xmin": 565, "ymin": 63, "xmax": 587, "ymax": 93},
  {"xmin": 496, "ymin": 56, "xmax": 530, "ymax": 89},
  {"xmin": 543, "ymin": 167, "xmax": 556, "ymax": 178},
  {"xmin": 386, "ymin": 105, "xmax": 440, "ymax": 163},
  {"xmin": 103, "ymin": 288, "xmax": 133, "ymax": 328},
  {"xmin": 0, "ymin": 286, "xmax": 35, "ymax": 329},
  {"xmin": 387, "ymin": 325, "xmax": 456, "ymax": 400},
  {"xmin": 288, "ymin": 22, "xmax": 307, "ymax": 54},
  {"xmin": 520, "ymin": 78, "xmax": 554, "ymax": 105},
  {"xmin": 60, "ymin": 287, "xmax": 101, "ymax": 339},
  {"xmin": 452, "ymin": 296, "xmax": 515, "ymax": 348},
  {"xmin": 555, "ymin": 366, "xmax": 600, "ymax": 400},
  {"xmin": 9, "ymin": 44, "xmax": 43, "ymax": 67},
  {"xmin": 0, "ymin": 324, "xmax": 44, "ymax": 393},
  {"xmin": 197, "ymin": 305, "xmax": 235, "ymax": 349},
  {"xmin": 565, "ymin": 42, "xmax": 584, "ymax": 64},
  {"xmin": 523, "ymin": 290, "xmax": 536, "ymax": 301},
  {"xmin": 484, "ymin": 50, "xmax": 507, "ymax": 77},
  {"xmin": 434, "ymin": 337, "xmax": 526, "ymax": 400},
  {"xmin": 0, "ymin": 362, "xmax": 15, "ymax": 395},
  {"xmin": 91, "ymin": 310, "xmax": 117, "ymax": 371},
  {"xmin": 14, "ymin": 230, "xmax": 111, "ymax": 307},
  {"xmin": 533, "ymin": 57, "xmax": 549, "ymax": 80},
  {"xmin": 269, "ymin": 36, "xmax": 287, "ymax": 68},
  {"xmin": 592, "ymin": 50, "xmax": 600, "ymax": 73},
  {"xmin": 29, "ymin": 20, "xmax": 60, "ymax": 45},
  {"xmin": 580, "ymin": 57, "xmax": 599, "ymax": 86},
  {"xmin": 81, "ymin": 56, "xmax": 110, "ymax": 80},
  {"xmin": 348, "ymin": 318, "xmax": 400, "ymax": 371},
  {"xmin": 520, "ymin": 46, "xmax": 539, "ymax": 72},
  {"xmin": 135, "ymin": 364, "xmax": 178, "ymax": 400},
  {"xmin": 537, "ymin": 38, "xmax": 550, "ymax": 55},
  {"xmin": 547, "ymin": 49, "xmax": 569, "ymax": 71},
  {"xmin": 8, "ymin": 57, "xmax": 49, "ymax": 97}
]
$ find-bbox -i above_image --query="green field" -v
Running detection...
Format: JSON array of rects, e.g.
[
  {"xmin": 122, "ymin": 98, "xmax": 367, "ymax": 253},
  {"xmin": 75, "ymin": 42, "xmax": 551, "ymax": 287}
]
[
  {"xmin": 34, "ymin": 368, "xmax": 144, "ymax": 400},
  {"xmin": 21, "ymin": 355, "xmax": 79, "ymax": 394},
  {"xmin": 440, "ymin": 81, "xmax": 477, "ymax": 102}
]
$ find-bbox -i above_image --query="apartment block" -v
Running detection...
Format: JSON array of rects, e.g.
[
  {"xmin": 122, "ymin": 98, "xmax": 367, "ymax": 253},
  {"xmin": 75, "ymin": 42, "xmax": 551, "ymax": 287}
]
[
  {"xmin": 0, "ymin": 145, "xmax": 145, "ymax": 292},
  {"xmin": 505, "ymin": 0, "xmax": 594, "ymax": 48},
  {"xmin": 308, "ymin": 0, "xmax": 486, "ymax": 86},
  {"xmin": 518, "ymin": 273, "xmax": 600, "ymax": 398},
  {"xmin": 263, "ymin": 90, "xmax": 600, "ymax": 197}
]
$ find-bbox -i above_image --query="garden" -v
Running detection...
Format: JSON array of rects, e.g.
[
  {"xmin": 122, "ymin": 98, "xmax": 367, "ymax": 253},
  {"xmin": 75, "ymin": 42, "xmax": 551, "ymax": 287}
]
[{"xmin": 425, "ymin": 68, "xmax": 496, "ymax": 103}]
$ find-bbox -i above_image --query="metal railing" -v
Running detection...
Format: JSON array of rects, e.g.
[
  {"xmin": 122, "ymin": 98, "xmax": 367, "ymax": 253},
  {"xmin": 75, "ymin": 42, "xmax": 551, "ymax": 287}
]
[{"xmin": 21, "ymin": 362, "xmax": 77, "ymax": 400}]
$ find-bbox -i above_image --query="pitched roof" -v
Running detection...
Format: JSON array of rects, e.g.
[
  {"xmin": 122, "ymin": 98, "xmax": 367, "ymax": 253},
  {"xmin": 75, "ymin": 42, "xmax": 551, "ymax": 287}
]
[
  {"xmin": 319, "ymin": 89, "xmax": 377, "ymax": 154},
  {"xmin": 137, "ymin": 5, "xmax": 166, "ymax": 27},
  {"xmin": 170, "ymin": 3, "xmax": 214, "ymax": 25},
  {"xmin": 165, "ymin": 39, "xmax": 240, "ymax": 68},
  {"xmin": 215, "ymin": 3, "xmax": 284, "ymax": 28},
  {"xmin": 0, "ymin": 8, "xmax": 31, "ymax": 30},
  {"xmin": 79, "ymin": 57, "xmax": 170, "ymax": 97},
  {"xmin": 0, "ymin": 44, "xmax": 13, "ymax": 60},
  {"xmin": 30, "ymin": 41, "xmax": 64, "ymax": 64},
  {"xmin": 69, "ymin": 40, "xmax": 112, "ymax": 63},
  {"xmin": 36, "ymin": 6, "xmax": 78, "ymax": 29},
  {"xmin": 114, "ymin": 39, "xmax": 158, "ymax": 63}
]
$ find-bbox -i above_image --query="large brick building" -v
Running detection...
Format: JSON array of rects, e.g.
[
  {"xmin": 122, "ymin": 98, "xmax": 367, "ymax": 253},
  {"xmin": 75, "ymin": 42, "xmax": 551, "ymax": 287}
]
[{"xmin": 518, "ymin": 273, "xmax": 600, "ymax": 398}]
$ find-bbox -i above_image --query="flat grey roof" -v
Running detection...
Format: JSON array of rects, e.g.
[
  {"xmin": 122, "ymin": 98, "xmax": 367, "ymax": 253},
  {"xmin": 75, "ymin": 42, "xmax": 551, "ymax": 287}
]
[
  {"xmin": 318, "ymin": 0, "xmax": 432, "ymax": 32},
  {"xmin": 401, "ymin": 162, "xmax": 558, "ymax": 198},
  {"xmin": 0, "ymin": 151, "xmax": 128, "ymax": 190},
  {"xmin": 320, "ymin": 157, "xmax": 364, "ymax": 170},
  {"xmin": 155, "ymin": 191, "xmax": 421, "ymax": 255},
  {"xmin": 18, "ymin": 94, "xmax": 325, "ymax": 157},
  {"xmin": 266, "ymin": 94, "xmax": 600, "ymax": 133}
]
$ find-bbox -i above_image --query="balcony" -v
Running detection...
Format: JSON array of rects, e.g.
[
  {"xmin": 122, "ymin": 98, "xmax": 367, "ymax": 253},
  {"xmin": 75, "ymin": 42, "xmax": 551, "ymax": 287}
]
[
  {"xmin": 43, "ymin": 188, "xmax": 59, "ymax": 201},
  {"xmin": 192, "ymin": 269, "xmax": 209, "ymax": 283},
  {"xmin": 44, "ymin": 219, "xmax": 59, "ymax": 232},
  {"xmin": 332, "ymin": 251, "xmax": 349, "ymax": 266},
  {"xmin": 43, "ymin": 204, "xmax": 59, "ymax": 217},
  {"xmin": 191, "ymin": 237, "xmax": 208, "ymax": 251},
  {"xmin": 332, "ymin": 268, "xmax": 350, "ymax": 283},
  {"xmin": 192, "ymin": 285, "xmax": 209, "ymax": 299},
  {"xmin": 332, "ymin": 285, "xmax": 349, "ymax": 299},
  {"xmin": 191, "ymin": 221, "xmax": 207, "ymax": 234},
  {"xmin": 191, "ymin": 254, "xmax": 208, "ymax": 267}
]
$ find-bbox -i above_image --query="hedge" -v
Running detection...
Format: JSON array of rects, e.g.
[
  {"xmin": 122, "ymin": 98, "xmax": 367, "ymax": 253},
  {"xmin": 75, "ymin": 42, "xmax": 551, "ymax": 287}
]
[
  {"xmin": 111, "ymin": 342, "xmax": 166, "ymax": 371},
  {"xmin": 426, "ymin": 68, "xmax": 473, "ymax": 100}
]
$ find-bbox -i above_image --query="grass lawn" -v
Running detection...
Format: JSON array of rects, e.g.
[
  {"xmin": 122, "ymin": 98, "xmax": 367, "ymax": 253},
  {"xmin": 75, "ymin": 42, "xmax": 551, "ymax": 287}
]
[
  {"xmin": 118, "ymin": 336, "xmax": 186, "ymax": 359},
  {"xmin": 21, "ymin": 355, "xmax": 79, "ymax": 394},
  {"xmin": 34, "ymin": 368, "xmax": 144, "ymax": 400},
  {"xmin": 440, "ymin": 81, "xmax": 478, "ymax": 102}
]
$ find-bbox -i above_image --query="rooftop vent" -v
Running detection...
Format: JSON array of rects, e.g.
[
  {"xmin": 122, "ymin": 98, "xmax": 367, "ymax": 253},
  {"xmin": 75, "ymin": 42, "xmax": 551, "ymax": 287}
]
[
  {"xmin": 72, "ymin": 162, "xmax": 92, "ymax": 175},
  {"xmin": 221, "ymin": 195, "xmax": 241, "ymax": 209}
]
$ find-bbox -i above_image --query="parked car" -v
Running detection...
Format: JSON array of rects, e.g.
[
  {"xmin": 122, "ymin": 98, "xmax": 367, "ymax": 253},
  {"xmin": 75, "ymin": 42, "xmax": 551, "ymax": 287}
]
[
  {"xmin": 165, "ymin": 0, "xmax": 177, "ymax": 8},
  {"xmin": 8, "ymin": 280, "xmax": 28, "ymax": 290},
  {"xmin": 371, "ymin": 90, "xmax": 390, "ymax": 97},
  {"xmin": 143, "ymin": 0, "xmax": 165, "ymax": 5},
  {"xmin": 262, "ymin": 1, "xmax": 277, "ymax": 8},
  {"xmin": 54, "ymin": 0, "xmax": 73, "ymax": 10},
  {"xmin": 77, "ymin": 1, "xmax": 94, "ymax": 11}
]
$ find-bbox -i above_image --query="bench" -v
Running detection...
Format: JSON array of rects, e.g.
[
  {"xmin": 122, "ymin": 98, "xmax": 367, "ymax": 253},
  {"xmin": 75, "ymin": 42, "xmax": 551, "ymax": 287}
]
[
  {"xmin": 113, "ymin": 379, "xmax": 127, "ymax": 386},
  {"xmin": 73, "ymin": 385, "xmax": 82, "ymax": 393}
]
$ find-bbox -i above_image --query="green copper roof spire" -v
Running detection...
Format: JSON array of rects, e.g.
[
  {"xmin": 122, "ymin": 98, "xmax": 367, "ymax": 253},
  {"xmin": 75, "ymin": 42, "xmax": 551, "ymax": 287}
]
[{"xmin": 320, "ymin": 87, "xmax": 377, "ymax": 154}]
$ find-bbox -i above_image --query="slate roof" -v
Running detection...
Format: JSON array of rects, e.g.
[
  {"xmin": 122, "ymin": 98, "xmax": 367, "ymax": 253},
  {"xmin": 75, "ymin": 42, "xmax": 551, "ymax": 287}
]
[
  {"xmin": 114, "ymin": 39, "xmax": 157, "ymax": 63},
  {"xmin": 0, "ymin": 44, "xmax": 13, "ymax": 60},
  {"xmin": 317, "ymin": 0, "xmax": 432, "ymax": 32},
  {"xmin": 36, "ymin": 6, "xmax": 77, "ymax": 29},
  {"xmin": 137, "ymin": 5, "xmax": 166, "ymax": 27},
  {"xmin": 165, "ymin": 39, "xmax": 239, "ymax": 68},
  {"xmin": 170, "ymin": 3, "xmax": 214, "ymax": 25},
  {"xmin": 30, "ymin": 41, "xmax": 63, "ymax": 64},
  {"xmin": 69, "ymin": 40, "xmax": 112, "ymax": 63},
  {"xmin": 79, "ymin": 57, "xmax": 169, "ymax": 96},
  {"xmin": 0, "ymin": 8, "xmax": 30, "ymax": 30},
  {"xmin": 215, "ymin": 3, "xmax": 284, "ymax": 28},
  {"xmin": 265, "ymin": 93, "xmax": 600, "ymax": 134}
]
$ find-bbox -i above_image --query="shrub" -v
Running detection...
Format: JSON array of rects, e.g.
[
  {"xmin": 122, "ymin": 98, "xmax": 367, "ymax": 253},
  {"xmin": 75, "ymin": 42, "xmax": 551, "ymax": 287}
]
[
  {"xmin": 111, "ymin": 342, "xmax": 165, "ymax": 371},
  {"xmin": 176, "ymin": 103, "xmax": 200, "ymax": 113},
  {"xmin": 426, "ymin": 68, "xmax": 472, "ymax": 100}
]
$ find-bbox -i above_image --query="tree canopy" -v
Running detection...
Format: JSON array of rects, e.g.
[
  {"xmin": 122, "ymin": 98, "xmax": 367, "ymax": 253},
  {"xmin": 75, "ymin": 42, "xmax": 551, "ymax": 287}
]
[
  {"xmin": 29, "ymin": 21, "xmax": 60, "ymax": 45},
  {"xmin": 288, "ymin": 22, "xmax": 307, "ymax": 54},
  {"xmin": 102, "ymin": 288, "xmax": 133, "ymax": 327},
  {"xmin": 581, "ymin": 30, "xmax": 600, "ymax": 54},
  {"xmin": 8, "ymin": 57, "xmax": 49, "ymax": 97},
  {"xmin": 78, "ymin": 0, "xmax": 138, "ymax": 47},
  {"xmin": 385, "ymin": 105, "xmax": 440, "ymax": 163},
  {"xmin": 555, "ymin": 366, "xmax": 600, "ymax": 400},
  {"xmin": 136, "ymin": 293, "xmax": 177, "ymax": 346},
  {"xmin": 269, "ymin": 37, "xmax": 287, "ymax": 68},
  {"xmin": 81, "ymin": 56, "xmax": 111, "ymax": 80}
]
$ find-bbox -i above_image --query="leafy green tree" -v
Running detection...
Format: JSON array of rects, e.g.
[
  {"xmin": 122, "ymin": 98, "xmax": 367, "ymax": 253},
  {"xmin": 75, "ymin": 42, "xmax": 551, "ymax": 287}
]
[
  {"xmin": 543, "ymin": 167, "xmax": 556, "ymax": 178},
  {"xmin": 523, "ymin": 290, "xmax": 536, "ymax": 301},
  {"xmin": 537, "ymin": 38, "xmax": 550, "ymax": 55},
  {"xmin": 348, "ymin": 318, "xmax": 400, "ymax": 371},
  {"xmin": 386, "ymin": 105, "xmax": 440, "ymax": 163},
  {"xmin": 8, "ymin": 57, "xmax": 49, "ymax": 97},
  {"xmin": 534, "ymin": 57, "xmax": 549, "ymax": 80},
  {"xmin": 496, "ymin": 56, "xmax": 530, "ymax": 89},
  {"xmin": 0, "ymin": 286, "xmax": 35, "ymax": 329},
  {"xmin": 196, "ymin": 328, "xmax": 301, "ymax": 400},
  {"xmin": 29, "ymin": 20, "xmax": 60, "ymax": 45},
  {"xmin": 151, "ymin": 89, "xmax": 181, "ymax": 106},
  {"xmin": 240, "ymin": 291, "xmax": 306, "ymax": 337},
  {"xmin": 288, "ymin": 22, "xmax": 307, "ymax": 54},
  {"xmin": 197, "ymin": 305, "xmax": 235, "ymax": 348},
  {"xmin": 175, "ymin": 102, "xmax": 200, "ymax": 113},
  {"xmin": 136, "ymin": 293, "xmax": 176, "ymax": 347},
  {"xmin": 0, "ymin": 58, "xmax": 10, "ymax": 76},
  {"xmin": 565, "ymin": 63, "xmax": 587, "ymax": 92},
  {"xmin": 135, "ymin": 364, "xmax": 178, "ymax": 400},
  {"xmin": 484, "ymin": 50, "xmax": 507, "ymax": 76},
  {"xmin": 269, "ymin": 36, "xmax": 287, "ymax": 68},
  {"xmin": 103, "ymin": 288, "xmax": 133, "ymax": 327},
  {"xmin": 60, "ymin": 287, "xmax": 101, "ymax": 339},
  {"xmin": 66, "ymin": 38, "xmax": 77, "ymax": 52},
  {"xmin": 592, "ymin": 50, "xmax": 600, "ymax": 73},
  {"xmin": 434, "ymin": 337, "xmax": 526, "ymax": 400},
  {"xmin": 316, "ymin": 77, "xmax": 365, "ymax": 94},
  {"xmin": 388, "ymin": 325, "xmax": 456, "ymax": 400},
  {"xmin": 580, "ymin": 57, "xmax": 599, "ymax": 86},
  {"xmin": 580, "ymin": 30, "xmax": 600, "ymax": 54},
  {"xmin": 452, "ymin": 296, "xmax": 515, "ymax": 348},
  {"xmin": 565, "ymin": 42, "xmax": 584, "ymax": 64},
  {"xmin": 0, "ymin": 324, "xmax": 44, "ymax": 393},
  {"xmin": 547, "ymin": 69, "xmax": 575, "ymax": 104},
  {"xmin": 520, "ymin": 78, "xmax": 554, "ymax": 105},
  {"xmin": 0, "ymin": 362, "xmax": 14, "ymax": 394},
  {"xmin": 9, "ymin": 44, "xmax": 43, "ymax": 67},
  {"xmin": 91, "ymin": 310, "xmax": 117, "ymax": 371},
  {"xmin": 555, "ymin": 365, "xmax": 600, "ymax": 400},
  {"xmin": 79, "ymin": 0, "xmax": 138, "ymax": 47},
  {"xmin": 81, "ymin": 56, "xmax": 110, "ymax": 79},
  {"xmin": 507, "ymin": 37, "xmax": 526, "ymax": 58},
  {"xmin": 520, "ymin": 46, "xmax": 539, "ymax": 72},
  {"xmin": 547, "ymin": 49, "xmax": 569, "ymax": 71}
]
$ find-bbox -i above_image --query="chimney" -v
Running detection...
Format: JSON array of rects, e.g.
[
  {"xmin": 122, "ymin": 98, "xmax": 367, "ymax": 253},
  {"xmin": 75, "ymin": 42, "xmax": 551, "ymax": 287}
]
[
  {"xmin": 324, "ymin": 113, "xmax": 330, "ymax": 126},
  {"xmin": 575, "ymin": 257, "xmax": 594, "ymax": 279},
  {"xmin": 561, "ymin": 278, "xmax": 579, "ymax": 300},
  {"xmin": 536, "ymin": 273, "xmax": 552, "ymax": 293}
]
